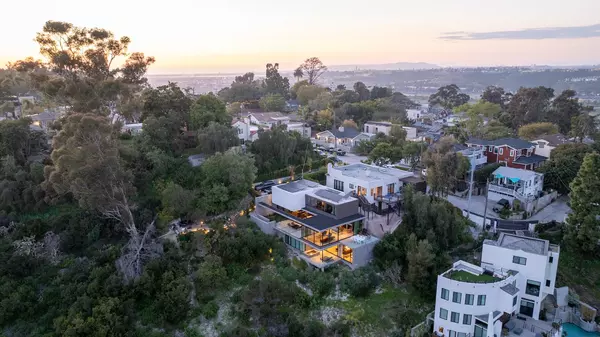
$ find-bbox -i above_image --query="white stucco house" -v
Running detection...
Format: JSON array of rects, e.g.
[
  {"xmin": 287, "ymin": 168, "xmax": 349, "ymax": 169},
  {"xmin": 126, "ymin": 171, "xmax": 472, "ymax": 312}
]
[
  {"xmin": 246, "ymin": 112, "xmax": 310, "ymax": 138},
  {"xmin": 434, "ymin": 233, "xmax": 560, "ymax": 337},
  {"xmin": 326, "ymin": 163, "xmax": 413, "ymax": 204},
  {"xmin": 362, "ymin": 121, "xmax": 418, "ymax": 140},
  {"xmin": 232, "ymin": 119, "xmax": 260, "ymax": 143}
]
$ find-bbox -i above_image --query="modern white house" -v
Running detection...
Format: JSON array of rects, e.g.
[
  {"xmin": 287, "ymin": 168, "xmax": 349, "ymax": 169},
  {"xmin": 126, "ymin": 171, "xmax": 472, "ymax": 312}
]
[
  {"xmin": 488, "ymin": 166, "xmax": 544, "ymax": 203},
  {"xmin": 531, "ymin": 134, "xmax": 571, "ymax": 158},
  {"xmin": 362, "ymin": 121, "xmax": 418, "ymax": 140},
  {"xmin": 326, "ymin": 163, "xmax": 413, "ymax": 204},
  {"xmin": 454, "ymin": 144, "xmax": 487, "ymax": 170},
  {"xmin": 433, "ymin": 233, "xmax": 560, "ymax": 337},
  {"xmin": 251, "ymin": 179, "xmax": 378, "ymax": 269}
]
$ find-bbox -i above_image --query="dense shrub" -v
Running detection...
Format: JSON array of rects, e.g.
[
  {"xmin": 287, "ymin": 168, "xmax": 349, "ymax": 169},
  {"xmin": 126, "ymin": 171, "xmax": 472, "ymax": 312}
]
[{"xmin": 340, "ymin": 266, "xmax": 381, "ymax": 298}]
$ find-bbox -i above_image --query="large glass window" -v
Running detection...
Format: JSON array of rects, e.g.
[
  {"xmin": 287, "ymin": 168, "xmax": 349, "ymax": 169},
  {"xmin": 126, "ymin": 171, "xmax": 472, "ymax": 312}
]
[
  {"xmin": 284, "ymin": 235, "xmax": 305, "ymax": 251},
  {"xmin": 334, "ymin": 179, "xmax": 344, "ymax": 191},
  {"xmin": 441, "ymin": 288, "xmax": 449, "ymax": 300},
  {"xmin": 477, "ymin": 295, "xmax": 486, "ymax": 306},
  {"xmin": 474, "ymin": 325, "xmax": 487, "ymax": 337},
  {"xmin": 439, "ymin": 308, "xmax": 448, "ymax": 320},
  {"xmin": 463, "ymin": 314, "xmax": 472, "ymax": 325},
  {"xmin": 520, "ymin": 299, "xmax": 535, "ymax": 317},
  {"xmin": 452, "ymin": 292, "xmax": 462, "ymax": 303},
  {"xmin": 451, "ymin": 312, "xmax": 460, "ymax": 323},
  {"xmin": 513, "ymin": 256, "xmax": 527, "ymax": 265},
  {"xmin": 526, "ymin": 280, "xmax": 541, "ymax": 296},
  {"xmin": 387, "ymin": 183, "xmax": 395, "ymax": 194},
  {"xmin": 465, "ymin": 294, "xmax": 474, "ymax": 305}
]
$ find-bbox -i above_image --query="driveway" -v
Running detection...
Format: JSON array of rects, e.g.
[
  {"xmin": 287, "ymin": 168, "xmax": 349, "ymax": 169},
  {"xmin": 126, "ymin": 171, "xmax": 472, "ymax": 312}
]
[{"xmin": 445, "ymin": 194, "xmax": 571, "ymax": 224}]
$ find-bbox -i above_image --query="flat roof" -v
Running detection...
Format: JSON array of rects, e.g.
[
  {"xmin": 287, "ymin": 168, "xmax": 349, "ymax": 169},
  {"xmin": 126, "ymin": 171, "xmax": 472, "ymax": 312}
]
[
  {"xmin": 259, "ymin": 201, "xmax": 364, "ymax": 231},
  {"xmin": 331, "ymin": 163, "xmax": 413, "ymax": 183},
  {"xmin": 276, "ymin": 179, "xmax": 321, "ymax": 193},
  {"xmin": 485, "ymin": 233, "xmax": 550, "ymax": 255},
  {"xmin": 493, "ymin": 166, "xmax": 541, "ymax": 181}
]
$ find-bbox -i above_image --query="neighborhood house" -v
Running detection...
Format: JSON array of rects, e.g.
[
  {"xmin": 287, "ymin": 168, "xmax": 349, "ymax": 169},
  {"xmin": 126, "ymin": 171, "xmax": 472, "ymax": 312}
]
[
  {"xmin": 434, "ymin": 233, "xmax": 560, "ymax": 337},
  {"xmin": 465, "ymin": 138, "xmax": 546, "ymax": 171}
]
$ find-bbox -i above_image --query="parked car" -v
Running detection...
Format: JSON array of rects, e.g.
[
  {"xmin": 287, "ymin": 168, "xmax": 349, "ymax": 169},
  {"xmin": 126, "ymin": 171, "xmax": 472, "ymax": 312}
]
[
  {"xmin": 336, "ymin": 149, "xmax": 346, "ymax": 156},
  {"xmin": 254, "ymin": 180, "xmax": 276, "ymax": 192},
  {"xmin": 493, "ymin": 199, "xmax": 510, "ymax": 212}
]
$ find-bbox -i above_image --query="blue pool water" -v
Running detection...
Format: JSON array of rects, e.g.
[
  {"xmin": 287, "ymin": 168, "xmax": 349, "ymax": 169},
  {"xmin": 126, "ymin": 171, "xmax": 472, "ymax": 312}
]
[{"xmin": 562, "ymin": 323, "xmax": 600, "ymax": 337}]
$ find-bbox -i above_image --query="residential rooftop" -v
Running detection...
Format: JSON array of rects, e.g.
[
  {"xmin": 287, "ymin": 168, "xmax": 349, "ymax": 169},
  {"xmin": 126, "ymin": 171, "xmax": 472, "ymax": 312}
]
[
  {"xmin": 274, "ymin": 180, "xmax": 355, "ymax": 205},
  {"xmin": 364, "ymin": 121, "xmax": 393, "ymax": 126},
  {"xmin": 466, "ymin": 137, "xmax": 535, "ymax": 149},
  {"xmin": 442, "ymin": 261, "xmax": 512, "ymax": 284},
  {"xmin": 484, "ymin": 233, "xmax": 555, "ymax": 255},
  {"xmin": 493, "ymin": 166, "xmax": 542, "ymax": 181},
  {"xmin": 329, "ymin": 163, "xmax": 413, "ymax": 182}
]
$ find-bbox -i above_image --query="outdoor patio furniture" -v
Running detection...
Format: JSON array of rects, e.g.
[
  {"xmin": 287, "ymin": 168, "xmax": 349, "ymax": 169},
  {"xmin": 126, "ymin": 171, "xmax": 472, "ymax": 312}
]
[
  {"xmin": 505, "ymin": 321, "xmax": 516, "ymax": 332},
  {"xmin": 305, "ymin": 249, "xmax": 318, "ymax": 257}
]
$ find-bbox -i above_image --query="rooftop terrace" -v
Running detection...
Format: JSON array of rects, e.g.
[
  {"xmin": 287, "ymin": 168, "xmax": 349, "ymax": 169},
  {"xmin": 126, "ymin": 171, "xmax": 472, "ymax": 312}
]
[
  {"xmin": 484, "ymin": 233, "xmax": 554, "ymax": 255},
  {"xmin": 330, "ymin": 163, "xmax": 413, "ymax": 182},
  {"xmin": 446, "ymin": 270, "xmax": 502, "ymax": 283},
  {"xmin": 442, "ymin": 260, "xmax": 514, "ymax": 284}
]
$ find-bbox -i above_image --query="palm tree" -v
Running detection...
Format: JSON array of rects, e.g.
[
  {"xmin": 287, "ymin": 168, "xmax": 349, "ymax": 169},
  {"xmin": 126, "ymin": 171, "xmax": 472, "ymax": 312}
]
[{"xmin": 293, "ymin": 67, "xmax": 303, "ymax": 82}]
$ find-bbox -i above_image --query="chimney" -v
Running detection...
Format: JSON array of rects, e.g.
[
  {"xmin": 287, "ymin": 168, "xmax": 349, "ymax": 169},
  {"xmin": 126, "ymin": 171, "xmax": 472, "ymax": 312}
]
[{"xmin": 338, "ymin": 126, "xmax": 344, "ymax": 132}]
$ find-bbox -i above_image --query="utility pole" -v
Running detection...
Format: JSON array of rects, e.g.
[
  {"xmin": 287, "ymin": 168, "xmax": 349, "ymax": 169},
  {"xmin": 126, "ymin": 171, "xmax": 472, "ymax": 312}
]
[
  {"xmin": 482, "ymin": 178, "xmax": 490, "ymax": 231},
  {"xmin": 466, "ymin": 158, "xmax": 475, "ymax": 219}
]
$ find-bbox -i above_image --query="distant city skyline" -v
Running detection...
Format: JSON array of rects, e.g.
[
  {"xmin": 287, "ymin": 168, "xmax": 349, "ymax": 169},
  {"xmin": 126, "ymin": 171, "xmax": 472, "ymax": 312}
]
[{"xmin": 2, "ymin": 0, "xmax": 600, "ymax": 74}]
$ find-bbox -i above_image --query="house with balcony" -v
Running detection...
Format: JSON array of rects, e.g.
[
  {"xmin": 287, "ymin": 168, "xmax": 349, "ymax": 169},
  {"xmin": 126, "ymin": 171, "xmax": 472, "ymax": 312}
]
[
  {"xmin": 326, "ymin": 163, "xmax": 413, "ymax": 207},
  {"xmin": 465, "ymin": 138, "xmax": 546, "ymax": 171},
  {"xmin": 251, "ymin": 179, "xmax": 378, "ymax": 270},
  {"xmin": 488, "ymin": 166, "xmax": 544, "ymax": 204},
  {"xmin": 433, "ymin": 233, "xmax": 560, "ymax": 337},
  {"xmin": 454, "ymin": 144, "xmax": 487, "ymax": 170}
]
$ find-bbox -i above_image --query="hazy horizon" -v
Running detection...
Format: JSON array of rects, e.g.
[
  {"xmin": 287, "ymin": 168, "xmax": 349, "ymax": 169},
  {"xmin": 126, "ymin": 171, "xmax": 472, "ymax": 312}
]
[{"xmin": 3, "ymin": 0, "xmax": 600, "ymax": 74}]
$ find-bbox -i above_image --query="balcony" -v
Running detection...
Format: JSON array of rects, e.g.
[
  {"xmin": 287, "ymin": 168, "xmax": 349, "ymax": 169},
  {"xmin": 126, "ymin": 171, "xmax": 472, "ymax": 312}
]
[{"xmin": 488, "ymin": 183, "xmax": 526, "ymax": 198}]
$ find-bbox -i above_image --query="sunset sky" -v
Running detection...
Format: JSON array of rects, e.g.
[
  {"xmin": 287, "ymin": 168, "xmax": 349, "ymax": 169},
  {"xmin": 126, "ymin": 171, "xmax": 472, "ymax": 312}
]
[{"xmin": 2, "ymin": 0, "xmax": 600, "ymax": 74}]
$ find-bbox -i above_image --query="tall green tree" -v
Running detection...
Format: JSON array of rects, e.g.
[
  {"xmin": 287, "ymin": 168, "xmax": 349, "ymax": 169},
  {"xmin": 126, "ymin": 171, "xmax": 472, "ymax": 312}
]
[
  {"xmin": 298, "ymin": 57, "xmax": 327, "ymax": 85},
  {"xmin": 551, "ymin": 89, "xmax": 589, "ymax": 135},
  {"xmin": 570, "ymin": 113, "xmax": 598, "ymax": 142},
  {"xmin": 296, "ymin": 85, "xmax": 326, "ymax": 106},
  {"xmin": 422, "ymin": 136, "xmax": 470, "ymax": 197},
  {"xmin": 259, "ymin": 93, "xmax": 287, "ymax": 112},
  {"xmin": 428, "ymin": 84, "xmax": 470, "ymax": 110},
  {"xmin": 481, "ymin": 86, "xmax": 511, "ymax": 108},
  {"xmin": 197, "ymin": 122, "xmax": 239, "ymax": 155},
  {"xmin": 506, "ymin": 86, "xmax": 554, "ymax": 128},
  {"xmin": 26, "ymin": 20, "xmax": 155, "ymax": 113},
  {"xmin": 538, "ymin": 143, "xmax": 593, "ymax": 194},
  {"xmin": 518, "ymin": 122, "xmax": 559, "ymax": 140},
  {"xmin": 263, "ymin": 63, "xmax": 290, "ymax": 98},
  {"xmin": 189, "ymin": 93, "xmax": 230, "ymax": 130},
  {"xmin": 406, "ymin": 234, "xmax": 436, "ymax": 295},
  {"xmin": 564, "ymin": 152, "xmax": 600, "ymax": 254},
  {"xmin": 353, "ymin": 81, "xmax": 370, "ymax": 102}
]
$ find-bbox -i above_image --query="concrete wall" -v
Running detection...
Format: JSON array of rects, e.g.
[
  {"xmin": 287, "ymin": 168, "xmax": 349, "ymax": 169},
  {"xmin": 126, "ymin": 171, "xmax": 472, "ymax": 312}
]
[
  {"xmin": 250, "ymin": 212, "xmax": 276, "ymax": 235},
  {"xmin": 271, "ymin": 185, "xmax": 307, "ymax": 211},
  {"xmin": 351, "ymin": 238, "xmax": 379, "ymax": 268},
  {"xmin": 334, "ymin": 199, "xmax": 360, "ymax": 219}
]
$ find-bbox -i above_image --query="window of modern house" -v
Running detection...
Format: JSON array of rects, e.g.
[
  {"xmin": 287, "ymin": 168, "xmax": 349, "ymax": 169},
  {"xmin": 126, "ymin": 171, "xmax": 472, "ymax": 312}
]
[
  {"xmin": 458, "ymin": 333, "xmax": 467, "ymax": 337},
  {"xmin": 333, "ymin": 179, "xmax": 344, "ymax": 191},
  {"xmin": 440, "ymin": 308, "xmax": 448, "ymax": 320},
  {"xmin": 477, "ymin": 295, "xmax": 486, "ymax": 306},
  {"xmin": 549, "ymin": 256, "xmax": 553, "ymax": 263},
  {"xmin": 449, "ymin": 331, "xmax": 457, "ymax": 337},
  {"xmin": 512, "ymin": 256, "xmax": 527, "ymax": 265},
  {"xmin": 387, "ymin": 183, "xmax": 395, "ymax": 194},
  {"xmin": 451, "ymin": 312, "xmax": 460, "ymax": 323},
  {"xmin": 441, "ymin": 288, "xmax": 450, "ymax": 300},
  {"xmin": 452, "ymin": 292, "xmax": 462, "ymax": 304},
  {"xmin": 465, "ymin": 294, "xmax": 474, "ymax": 305},
  {"xmin": 513, "ymin": 296, "xmax": 518, "ymax": 306},
  {"xmin": 463, "ymin": 314, "xmax": 472, "ymax": 325},
  {"xmin": 474, "ymin": 325, "xmax": 487, "ymax": 337},
  {"xmin": 349, "ymin": 183, "xmax": 354, "ymax": 189},
  {"xmin": 526, "ymin": 280, "xmax": 541, "ymax": 296},
  {"xmin": 546, "ymin": 280, "xmax": 551, "ymax": 287}
]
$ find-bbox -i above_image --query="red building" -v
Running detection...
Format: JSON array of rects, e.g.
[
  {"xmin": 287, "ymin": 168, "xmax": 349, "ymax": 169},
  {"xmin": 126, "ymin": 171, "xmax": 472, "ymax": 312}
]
[{"xmin": 465, "ymin": 138, "xmax": 547, "ymax": 171}]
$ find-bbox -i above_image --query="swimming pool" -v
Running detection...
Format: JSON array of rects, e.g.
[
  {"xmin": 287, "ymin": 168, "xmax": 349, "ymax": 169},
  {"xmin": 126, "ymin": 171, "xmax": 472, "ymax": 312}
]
[{"xmin": 562, "ymin": 323, "xmax": 600, "ymax": 337}]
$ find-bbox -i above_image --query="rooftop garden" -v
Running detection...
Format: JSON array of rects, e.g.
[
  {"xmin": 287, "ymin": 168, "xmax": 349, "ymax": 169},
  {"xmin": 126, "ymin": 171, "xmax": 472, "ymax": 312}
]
[{"xmin": 446, "ymin": 270, "xmax": 502, "ymax": 283}]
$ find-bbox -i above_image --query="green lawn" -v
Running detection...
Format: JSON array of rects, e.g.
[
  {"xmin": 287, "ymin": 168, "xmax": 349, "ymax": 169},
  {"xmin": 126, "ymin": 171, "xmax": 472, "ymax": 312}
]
[{"xmin": 447, "ymin": 270, "xmax": 501, "ymax": 283}]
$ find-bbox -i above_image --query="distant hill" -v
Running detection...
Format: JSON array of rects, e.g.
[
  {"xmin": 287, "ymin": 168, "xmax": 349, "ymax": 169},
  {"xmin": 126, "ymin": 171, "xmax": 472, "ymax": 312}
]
[{"xmin": 328, "ymin": 62, "xmax": 441, "ymax": 71}]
